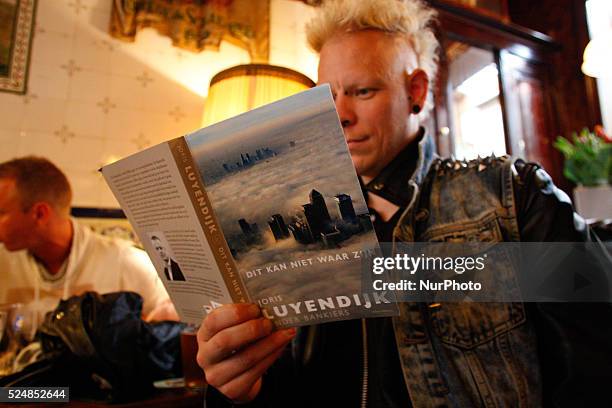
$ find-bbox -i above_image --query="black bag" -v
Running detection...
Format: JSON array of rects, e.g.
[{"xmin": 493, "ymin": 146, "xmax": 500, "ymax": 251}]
[{"xmin": 0, "ymin": 291, "xmax": 185, "ymax": 402}]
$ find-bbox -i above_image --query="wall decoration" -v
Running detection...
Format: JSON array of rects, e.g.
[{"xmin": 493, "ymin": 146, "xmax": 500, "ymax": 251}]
[
  {"xmin": 110, "ymin": 0, "xmax": 270, "ymax": 63},
  {"xmin": 0, "ymin": 0, "xmax": 36, "ymax": 94}
]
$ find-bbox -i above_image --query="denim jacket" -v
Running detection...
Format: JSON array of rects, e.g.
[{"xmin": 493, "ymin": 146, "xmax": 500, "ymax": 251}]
[
  {"xmin": 365, "ymin": 134, "xmax": 610, "ymax": 407},
  {"xmin": 389, "ymin": 134, "xmax": 540, "ymax": 407}
]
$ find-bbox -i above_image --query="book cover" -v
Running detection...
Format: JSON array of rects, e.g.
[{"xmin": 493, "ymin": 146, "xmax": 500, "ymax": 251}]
[{"xmin": 102, "ymin": 85, "xmax": 398, "ymax": 327}]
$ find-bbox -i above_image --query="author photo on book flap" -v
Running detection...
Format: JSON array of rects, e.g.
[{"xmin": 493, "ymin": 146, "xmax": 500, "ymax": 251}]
[
  {"xmin": 149, "ymin": 232, "xmax": 185, "ymax": 282},
  {"xmin": 195, "ymin": 0, "xmax": 612, "ymax": 407},
  {"xmin": 185, "ymin": 85, "xmax": 380, "ymax": 304}
]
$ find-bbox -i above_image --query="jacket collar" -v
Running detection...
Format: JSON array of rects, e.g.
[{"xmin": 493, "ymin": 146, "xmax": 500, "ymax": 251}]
[{"xmin": 363, "ymin": 128, "xmax": 436, "ymax": 207}]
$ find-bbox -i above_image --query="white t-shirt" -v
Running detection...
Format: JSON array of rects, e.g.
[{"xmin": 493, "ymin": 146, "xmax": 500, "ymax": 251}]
[{"xmin": 0, "ymin": 219, "xmax": 169, "ymax": 321}]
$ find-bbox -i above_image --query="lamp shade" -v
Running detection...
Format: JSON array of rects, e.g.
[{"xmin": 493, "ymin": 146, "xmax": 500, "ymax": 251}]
[
  {"xmin": 202, "ymin": 64, "xmax": 315, "ymax": 127},
  {"xmin": 582, "ymin": 34, "xmax": 612, "ymax": 78}
]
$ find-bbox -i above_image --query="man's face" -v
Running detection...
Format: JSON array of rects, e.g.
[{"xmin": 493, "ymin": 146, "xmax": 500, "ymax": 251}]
[
  {"xmin": 318, "ymin": 30, "xmax": 420, "ymax": 181},
  {"xmin": 0, "ymin": 178, "xmax": 37, "ymax": 251},
  {"xmin": 152, "ymin": 238, "xmax": 169, "ymax": 263}
]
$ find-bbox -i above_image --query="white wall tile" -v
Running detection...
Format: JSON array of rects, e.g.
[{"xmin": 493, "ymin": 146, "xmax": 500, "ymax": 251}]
[
  {"xmin": 0, "ymin": 95, "xmax": 26, "ymax": 130},
  {"xmin": 96, "ymin": 180, "xmax": 120, "ymax": 208},
  {"xmin": 0, "ymin": 130, "xmax": 21, "ymax": 162},
  {"xmin": 86, "ymin": 0, "xmax": 112, "ymax": 13},
  {"xmin": 108, "ymin": 74, "xmax": 143, "ymax": 110},
  {"xmin": 104, "ymin": 136, "xmax": 142, "ymax": 161},
  {"xmin": 30, "ymin": 31, "xmax": 73, "ymax": 67},
  {"xmin": 23, "ymin": 132, "xmax": 67, "ymax": 162},
  {"xmin": 65, "ymin": 101, "xmax": 106, "ymax": 138},
  {"xmin": 69, "ymin": 169, "xmax": 108, "ymax": 207},
  {"xmin": 36, "ymin": 0, "xmax": 74, "ymax": 35},
  {"xmin": 140, "ymin": 78, "xmax": 186, "ymax": 111},
  {"xmin": 22, "ymin": 98, "xmax": 67, "ymax": 133},
  {"xmin": 68, "ymin": 70, "xmax": 110, "ymax": 103},
  {"xmin": 109, "ymin": 47, "xmax": 149, "ymax": 77},
  {"xmin": 80, "ymin": 6, "xmax": 111, "ymax": 32},
  {"xmin": 72, "ymin": 30, "xmax": 111, "ymax": 72},
  {"xmin": 59, "ymin": 137, "xmax": 106, "ymax": 172},
  {"xmin": 28, "ymin": 65, "xmax": 70, "ymax": 99},
  {"xmin": 105, "ymin": 108, "xmax": 145, "ymax": 141}
]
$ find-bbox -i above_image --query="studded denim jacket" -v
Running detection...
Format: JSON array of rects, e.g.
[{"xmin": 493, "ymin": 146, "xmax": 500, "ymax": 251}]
[{"xmin": 386, "ymin": 134, "xmax": 542, "ymax": 407}]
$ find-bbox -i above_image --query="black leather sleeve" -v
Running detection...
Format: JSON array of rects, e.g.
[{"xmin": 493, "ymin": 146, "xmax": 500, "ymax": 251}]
[
  {"xmin": 513, "ymin": 159, "xmax": 589, "ymax": 242},
  {"xmin": 513, "ymin": 160, "xmax": 612, "ymax": 407}
]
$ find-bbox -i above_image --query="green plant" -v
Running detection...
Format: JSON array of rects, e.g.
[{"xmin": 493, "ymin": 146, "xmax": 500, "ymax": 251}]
[{"xmin": 554, "ymin": 127, "xmax": 612, "ymax": 186}]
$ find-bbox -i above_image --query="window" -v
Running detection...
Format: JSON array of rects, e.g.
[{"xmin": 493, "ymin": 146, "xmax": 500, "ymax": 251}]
[{"xmin": 447, "ymin": 44, "xmax": 506, "ymax": 160}]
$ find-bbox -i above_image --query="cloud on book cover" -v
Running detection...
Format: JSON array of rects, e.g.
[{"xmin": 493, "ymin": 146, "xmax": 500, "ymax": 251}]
[
  {"xmin": 186, "ymin": 85, "xmax": 335, "ymax": 158},
  {"xmin": 202, "ymin": 113, "xmax": 366, "ymax": 238}
]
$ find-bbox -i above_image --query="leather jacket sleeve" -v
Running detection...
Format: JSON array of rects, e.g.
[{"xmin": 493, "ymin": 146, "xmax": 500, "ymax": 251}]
[
  {"xmin": 513, "ymin": 159, "xmax": 589, "ymax": 242},
  {"xmin": 513, "ymin": 160, "xmax": 612, "ymax": 407}
]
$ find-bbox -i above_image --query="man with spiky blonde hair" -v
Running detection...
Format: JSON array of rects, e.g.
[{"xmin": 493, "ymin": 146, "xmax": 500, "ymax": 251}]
[
  {"xmin": 307, "ymin": 0, "xmax": 439, "ymax": 118},
  {"xmin": 196, "ymin": 1, "xmax": 611, "ymax": 406}
]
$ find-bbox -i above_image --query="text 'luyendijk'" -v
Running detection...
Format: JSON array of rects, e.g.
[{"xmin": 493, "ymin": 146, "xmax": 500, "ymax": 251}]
[
  {"xmin": 184, "ymin": 165, "xmax": 217, "ymax": 234},
  {"xmin": 262, "ymin": 292, "xmax": 390, "ymax": 319}
]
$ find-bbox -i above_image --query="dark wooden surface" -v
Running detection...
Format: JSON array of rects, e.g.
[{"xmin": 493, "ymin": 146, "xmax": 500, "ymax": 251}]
[
  {"xmin": 498, "ymin": 49, "xmax": 560, "ymax": 180},
  {"xmin": 508, "ymin": 0, "xmax": 602, "ymax": 192},
  {"xmin": 429, "ymin": 0, "xmax": 600, "ymax": 193},
  {"xmin": 507, "ymin": 0, "xmax": 601, "ymax": 126},
  {"xmin": 432, "ymin": 4, "xmax": 560, "ymax": 178}
]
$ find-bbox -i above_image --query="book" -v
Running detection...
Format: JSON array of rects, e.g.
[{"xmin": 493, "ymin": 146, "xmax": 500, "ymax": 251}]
[{"xmin": 101, "ymin": 85, "xmax": 399, "ymax": 328}]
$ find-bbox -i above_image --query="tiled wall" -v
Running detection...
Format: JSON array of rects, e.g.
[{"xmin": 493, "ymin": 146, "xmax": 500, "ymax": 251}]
[{"xmin": 0, "ymin": 0, "xmax": 317, "ymax": 208}]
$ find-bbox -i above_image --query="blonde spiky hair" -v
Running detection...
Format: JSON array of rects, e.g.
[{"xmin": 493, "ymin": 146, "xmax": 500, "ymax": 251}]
[{"xmin": 306, "ymin": 0, "xmax": 439, "ymax": 114}]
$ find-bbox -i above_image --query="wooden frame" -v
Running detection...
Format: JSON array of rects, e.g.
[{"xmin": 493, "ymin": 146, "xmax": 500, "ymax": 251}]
[
  {"xmin": 0, "ymin": 0, "xmax": 36, "ymax": 94},
  {"xmin": 432, "ymin": 0, "xmax": 509, "ymax": 22}
]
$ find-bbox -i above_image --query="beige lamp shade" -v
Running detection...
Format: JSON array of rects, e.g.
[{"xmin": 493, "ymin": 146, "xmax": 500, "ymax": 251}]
[
  {"xmin": 202, "ymin": 64, "xmax": 315, "ymax": 127},
  {"xmin": 582, "ymin": 34, "xmax": 612, "ymax": 78}
]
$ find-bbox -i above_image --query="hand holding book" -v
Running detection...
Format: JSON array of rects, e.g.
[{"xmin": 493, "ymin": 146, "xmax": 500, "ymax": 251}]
[{"xmin": 196, "ymin": 303, "xmax": 296, "ymax": 402}]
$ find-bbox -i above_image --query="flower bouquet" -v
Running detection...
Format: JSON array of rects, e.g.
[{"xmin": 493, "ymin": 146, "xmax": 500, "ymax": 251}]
[{"xmin": 554, "ymin": 126, "xmax": 612, "ymax": 219}]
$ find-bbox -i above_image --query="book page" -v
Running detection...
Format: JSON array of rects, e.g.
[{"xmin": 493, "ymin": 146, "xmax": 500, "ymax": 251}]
[{"xmin": 101, "ymin": 142, "xmax": 238, "ymax": 324}]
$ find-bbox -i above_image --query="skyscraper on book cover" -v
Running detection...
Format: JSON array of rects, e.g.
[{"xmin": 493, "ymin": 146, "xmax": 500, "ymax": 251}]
[
  {"xmin": 268, "ymin": 214, "xmax": 290, "ymax": 241},
  {"xmin": 304, "ymin": 189, "xmax": 331, "ymax": 239},
  {"xmin": 335, "ymin": 194, "xmax": 356, "ymax": 222}
]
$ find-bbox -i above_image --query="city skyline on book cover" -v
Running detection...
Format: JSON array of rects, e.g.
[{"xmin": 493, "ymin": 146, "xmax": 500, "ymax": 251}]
[{"xmin": 185, "ymin": 86, "xmax": 386, "ymax": 319}]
